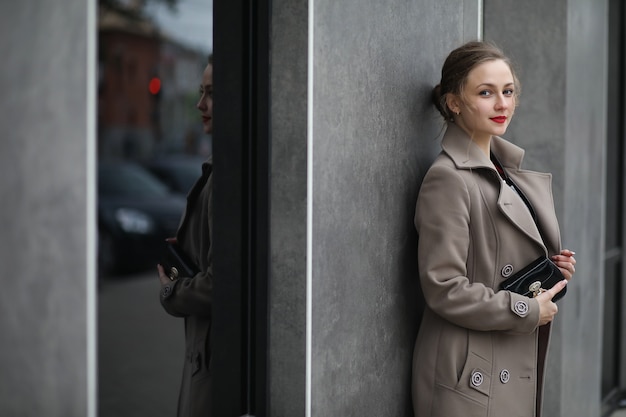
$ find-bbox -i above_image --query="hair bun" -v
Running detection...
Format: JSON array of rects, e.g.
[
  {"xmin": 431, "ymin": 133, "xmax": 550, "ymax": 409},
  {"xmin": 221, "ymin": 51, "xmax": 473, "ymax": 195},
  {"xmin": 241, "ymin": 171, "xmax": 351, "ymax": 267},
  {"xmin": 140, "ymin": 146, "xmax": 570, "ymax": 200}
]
[{"xmin": 431, "ymin": 83, "xmax": 448, "ymax": 119}]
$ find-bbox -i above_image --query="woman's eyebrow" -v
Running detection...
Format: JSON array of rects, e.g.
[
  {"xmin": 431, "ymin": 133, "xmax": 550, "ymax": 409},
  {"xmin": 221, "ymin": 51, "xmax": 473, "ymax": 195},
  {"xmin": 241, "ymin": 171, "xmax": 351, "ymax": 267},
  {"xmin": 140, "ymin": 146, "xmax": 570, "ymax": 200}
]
[{"xmin": 475, "ymin": 82, "xmax": 515, "ymax": 89}]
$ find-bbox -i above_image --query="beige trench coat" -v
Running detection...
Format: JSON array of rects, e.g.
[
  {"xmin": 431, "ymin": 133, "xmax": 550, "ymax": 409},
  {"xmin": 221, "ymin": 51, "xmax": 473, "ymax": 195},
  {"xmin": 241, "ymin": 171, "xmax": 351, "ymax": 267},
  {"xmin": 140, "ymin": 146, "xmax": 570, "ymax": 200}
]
[{"xmin": 412, "ymin": 124, "xmax": 561, "ymax": 417}]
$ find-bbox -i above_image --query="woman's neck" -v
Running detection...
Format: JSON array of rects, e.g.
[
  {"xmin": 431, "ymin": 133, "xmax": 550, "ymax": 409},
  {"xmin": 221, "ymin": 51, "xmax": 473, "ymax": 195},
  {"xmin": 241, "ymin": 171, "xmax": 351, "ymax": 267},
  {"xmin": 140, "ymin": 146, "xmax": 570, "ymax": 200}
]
[
  {"xmin": 474, "ymin": 137, "xmax": 491, "ymax": 157},
  {"xmin": 455, "ymin": 123, "xmax": 491, "ymax": 157}
]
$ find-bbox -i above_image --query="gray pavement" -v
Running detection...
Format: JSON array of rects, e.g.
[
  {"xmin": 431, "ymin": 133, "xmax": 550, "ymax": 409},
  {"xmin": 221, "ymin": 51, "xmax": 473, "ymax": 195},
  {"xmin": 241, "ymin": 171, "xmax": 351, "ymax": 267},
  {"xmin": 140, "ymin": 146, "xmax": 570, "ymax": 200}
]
[
  {"xmin": 97, "ymin": 270, "xmax": 626, "ymax": 417},
  {"xmin": 98, "ymin": 269, "xmax": 184, "ymax": 417}
]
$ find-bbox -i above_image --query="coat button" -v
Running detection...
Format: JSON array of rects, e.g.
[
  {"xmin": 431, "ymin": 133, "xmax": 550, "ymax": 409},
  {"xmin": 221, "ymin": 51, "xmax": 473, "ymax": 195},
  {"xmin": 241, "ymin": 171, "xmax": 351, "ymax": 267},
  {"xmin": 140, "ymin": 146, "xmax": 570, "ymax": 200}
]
[
  {"xmin": 161, "ymin": 285, "xmax": 172, "ymax": 298},
  {"xmin": 169, "ymin": 266, "xmax": 179, "ymax": 280},
  {"xmin": 513, "ymin": 300, "xmax": 529, "ymax": 317},
  {"xmin": 500, "ymin": 369, "xmax": 510, "ymax": 384},
  {"xmin": 470, "ymin": 371, "xmax": 484, "ymax": 387},
  {"xmin": 501, "ymin": 264, "xmax": 514, "ymax": 277}
]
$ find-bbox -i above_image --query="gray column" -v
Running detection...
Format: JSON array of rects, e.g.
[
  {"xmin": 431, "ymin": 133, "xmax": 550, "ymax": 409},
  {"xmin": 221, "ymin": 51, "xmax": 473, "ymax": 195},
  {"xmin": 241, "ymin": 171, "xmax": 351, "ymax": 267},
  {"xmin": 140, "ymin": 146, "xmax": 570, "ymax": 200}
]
[
  {"xmin": 484, "ymin": 1, "xmax": 608, "ymax": 416},
  {"xmin": 0, "ymin": 1, "xmax": 96, "ymax": 416},
  {"xmin": 269, "ymin": 0, "xmax": 475, "ymax": 415},
  {"xmin": 269, "ymin": 0, "xmax": 309, "ymax": 415}
]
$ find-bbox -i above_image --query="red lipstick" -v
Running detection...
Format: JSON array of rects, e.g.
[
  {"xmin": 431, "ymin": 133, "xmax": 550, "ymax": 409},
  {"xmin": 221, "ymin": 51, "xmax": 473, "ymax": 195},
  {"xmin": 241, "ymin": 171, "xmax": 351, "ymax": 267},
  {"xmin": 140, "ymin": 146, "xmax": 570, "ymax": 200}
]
[{"xmin": 490, "ymin": 116, "xmax": 507, "ymax": 124}]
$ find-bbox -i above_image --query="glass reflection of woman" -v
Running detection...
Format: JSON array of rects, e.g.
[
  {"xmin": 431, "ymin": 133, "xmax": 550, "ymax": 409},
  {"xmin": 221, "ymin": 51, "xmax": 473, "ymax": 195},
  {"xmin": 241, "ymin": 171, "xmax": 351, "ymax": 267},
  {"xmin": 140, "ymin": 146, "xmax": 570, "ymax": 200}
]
[{"xmin": 157, "ymin": 55, "xmax": 214, "ymax": 417}]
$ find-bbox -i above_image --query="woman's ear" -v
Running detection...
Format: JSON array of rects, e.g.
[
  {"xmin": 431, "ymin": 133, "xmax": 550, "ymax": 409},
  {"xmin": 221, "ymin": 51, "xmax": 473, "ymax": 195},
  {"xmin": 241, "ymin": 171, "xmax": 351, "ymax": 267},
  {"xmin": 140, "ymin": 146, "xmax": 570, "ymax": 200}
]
[{"xmin": 445, "ymin": 94, "xmax": 461, "ymax": 115}]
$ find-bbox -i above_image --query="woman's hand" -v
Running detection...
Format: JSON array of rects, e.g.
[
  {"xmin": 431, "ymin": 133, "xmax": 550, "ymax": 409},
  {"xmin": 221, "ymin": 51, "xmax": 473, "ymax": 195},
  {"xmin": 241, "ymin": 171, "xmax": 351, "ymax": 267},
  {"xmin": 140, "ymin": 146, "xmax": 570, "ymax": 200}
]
[
  {"xmin": 535, "ymin": 279, "xmax": 568, "ymax": 326},
  {"xmin": 551, "ymin": 249, "xmax": 576, "ymax": 281},
  {"xmin": 157, "ymin": 237, "xmax": 178, "ymax": 286}
]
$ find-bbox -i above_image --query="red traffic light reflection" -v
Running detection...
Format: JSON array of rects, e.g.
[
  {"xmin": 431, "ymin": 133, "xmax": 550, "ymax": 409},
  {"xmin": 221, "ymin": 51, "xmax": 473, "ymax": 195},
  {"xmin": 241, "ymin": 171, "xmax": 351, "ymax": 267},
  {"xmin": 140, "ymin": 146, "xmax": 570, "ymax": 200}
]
[{"xmin": 149, "ymin": 77, "xmax": 161, "ymax": 95}]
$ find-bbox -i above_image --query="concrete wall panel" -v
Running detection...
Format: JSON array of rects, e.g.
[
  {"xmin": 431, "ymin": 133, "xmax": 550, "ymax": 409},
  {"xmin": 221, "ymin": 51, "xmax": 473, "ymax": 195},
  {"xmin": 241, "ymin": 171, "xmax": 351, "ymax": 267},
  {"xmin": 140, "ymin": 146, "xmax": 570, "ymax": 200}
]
[
  {"xmin": 0, "ymin": 0, "xmax": 95, "ymax": 416},
  {"xmin": 561, "ymin": 1, "xmax": 607, "ymax": 416},
  {"xmin": 269, "ymin": 0, "xmax": 309, "ymax": 415},
  {"xmin": 309, "ymin": 0, "xmax": 464, "ymax": 414}
]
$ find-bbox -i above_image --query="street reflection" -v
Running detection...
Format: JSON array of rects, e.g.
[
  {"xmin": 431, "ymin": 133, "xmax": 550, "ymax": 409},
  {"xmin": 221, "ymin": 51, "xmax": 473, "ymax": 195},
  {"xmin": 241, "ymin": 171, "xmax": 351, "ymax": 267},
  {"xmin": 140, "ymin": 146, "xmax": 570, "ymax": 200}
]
[
  {"xmin": 98, "ymin": 270, "xmax": 184, "ymax": 417},
  {"xmin": 97, "ymin": 1, "xmax": 212, "ymax": 415},
  {"xmin": 98, "ymin": 0, "xmax": 212, "ymax": 161}
]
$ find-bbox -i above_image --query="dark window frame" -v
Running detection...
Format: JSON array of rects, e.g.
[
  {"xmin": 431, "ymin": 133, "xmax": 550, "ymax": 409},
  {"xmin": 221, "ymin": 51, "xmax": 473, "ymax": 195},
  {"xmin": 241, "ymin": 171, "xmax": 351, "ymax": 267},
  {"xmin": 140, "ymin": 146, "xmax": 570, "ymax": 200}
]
[
  {"xmin": 212, "ymin": 0, "xmax": 270, "ymax": 415},
  {"xmin": 602, "ymin": 0, "xmax": 626, "ymax": 414}
]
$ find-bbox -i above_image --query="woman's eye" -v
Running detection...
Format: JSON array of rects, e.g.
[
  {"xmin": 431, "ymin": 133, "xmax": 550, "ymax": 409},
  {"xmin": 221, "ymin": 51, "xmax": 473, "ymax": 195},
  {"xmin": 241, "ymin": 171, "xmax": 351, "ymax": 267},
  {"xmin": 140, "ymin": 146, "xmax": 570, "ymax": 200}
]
[
  {"xmin": 479, "ymin": 90, "xmax": 492, "ymax": 97},
  {"xmin": 503, "ymin": 89, "xmax": 514, "ymax": 96},
  {"xmin": 199, "ymin": 88, "xmax": 204, "ymax": 97}
]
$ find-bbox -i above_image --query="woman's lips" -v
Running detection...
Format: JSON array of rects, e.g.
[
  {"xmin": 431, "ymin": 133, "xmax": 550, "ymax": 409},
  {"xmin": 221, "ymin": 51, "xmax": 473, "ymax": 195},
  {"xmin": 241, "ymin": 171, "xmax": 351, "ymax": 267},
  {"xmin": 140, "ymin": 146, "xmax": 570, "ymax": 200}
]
[{"xmin": 490, "ymin": 116, "xmax": 507, "ymax": 124}]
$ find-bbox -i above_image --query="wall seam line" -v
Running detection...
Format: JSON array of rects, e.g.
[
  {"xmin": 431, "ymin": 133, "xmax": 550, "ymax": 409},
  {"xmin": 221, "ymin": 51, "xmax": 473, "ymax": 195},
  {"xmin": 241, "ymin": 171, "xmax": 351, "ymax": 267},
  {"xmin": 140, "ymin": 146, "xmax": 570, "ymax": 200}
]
[{"xmin": 305, "ymin": 0, "xmax": 314, "ymax": 416}]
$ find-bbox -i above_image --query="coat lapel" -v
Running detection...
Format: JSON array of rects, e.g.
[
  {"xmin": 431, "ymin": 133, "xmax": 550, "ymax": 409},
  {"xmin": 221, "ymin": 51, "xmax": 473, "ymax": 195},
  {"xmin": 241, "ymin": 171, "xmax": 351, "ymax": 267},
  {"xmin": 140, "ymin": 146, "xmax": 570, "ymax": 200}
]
[
  {"xmin": 496, "ymin": 181, "xmax": 545, "ymax": 248},
  {"xmin": 176, "ymin": 159, "xmax": 212, "ymax": 239},
  {"xmin": 507, "ymin": 170, "xmax": 561, "ymax": 255},
  {"xmin": 441, "ymin": 124, "xmax": 559, "ymax": 254}
]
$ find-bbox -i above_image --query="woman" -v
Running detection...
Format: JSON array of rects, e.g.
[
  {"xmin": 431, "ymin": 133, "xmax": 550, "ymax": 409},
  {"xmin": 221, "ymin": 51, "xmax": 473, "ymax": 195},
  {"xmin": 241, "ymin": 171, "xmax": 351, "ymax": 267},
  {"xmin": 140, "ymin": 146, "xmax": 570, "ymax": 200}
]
[
  {"xmin": 157, "ymin": 55, "xmax": 214, "ymax": 417},
  {"xmin": 412, "ymin": 41, "xmax": 576, "ymax": 417}
]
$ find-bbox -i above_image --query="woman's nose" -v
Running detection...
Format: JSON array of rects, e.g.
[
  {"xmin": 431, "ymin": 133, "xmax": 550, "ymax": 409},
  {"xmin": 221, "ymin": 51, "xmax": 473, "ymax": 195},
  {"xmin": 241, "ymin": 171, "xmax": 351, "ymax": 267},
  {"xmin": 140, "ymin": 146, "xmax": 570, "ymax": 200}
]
[{"xmin": 495, "ymin": 94, "xmax": 509, "ymax": 110}]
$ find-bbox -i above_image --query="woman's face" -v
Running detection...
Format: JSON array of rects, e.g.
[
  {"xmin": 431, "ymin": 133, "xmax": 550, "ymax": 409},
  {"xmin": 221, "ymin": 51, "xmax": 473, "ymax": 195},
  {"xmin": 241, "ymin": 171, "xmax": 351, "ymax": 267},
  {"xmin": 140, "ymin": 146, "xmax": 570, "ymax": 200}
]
[
  {"xmin": 196, "ymin": 63, "xmax": 213, "ymax": 135},
  {"xmin": 448, "ymin": 59, "xmax": 516, "ymax": 143}
]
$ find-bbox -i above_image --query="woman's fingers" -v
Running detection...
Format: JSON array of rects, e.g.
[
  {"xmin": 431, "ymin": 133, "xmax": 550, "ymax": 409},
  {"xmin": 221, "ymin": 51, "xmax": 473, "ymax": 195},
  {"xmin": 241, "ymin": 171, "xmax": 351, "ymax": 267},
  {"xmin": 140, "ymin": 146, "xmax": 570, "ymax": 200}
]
[
  {"xmin": 535, "ymin": 280, "xmax": 568, "ymax": 325},
  {"xmin": 546, "ymin": 279, "xmax": 568, "ymax": 299},
  {"xmin": 551, "ymin": 251, "xmax": 576, "ymax": 279}
]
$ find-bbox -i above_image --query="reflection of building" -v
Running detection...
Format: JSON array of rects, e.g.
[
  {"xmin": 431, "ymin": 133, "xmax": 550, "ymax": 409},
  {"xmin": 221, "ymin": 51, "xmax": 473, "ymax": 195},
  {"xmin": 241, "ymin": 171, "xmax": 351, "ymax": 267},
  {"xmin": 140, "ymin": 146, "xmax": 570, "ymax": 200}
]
[
  {"xmin": 158, "ymin": 40, "xmax": 210, "ymax": 156},
  {"xmin": 98, "ymin": 4, "xmax": 161, "ymax": 160},
  {"xmin": 97, "ymin": 4, "xmax": 208, "ymax": 160}
]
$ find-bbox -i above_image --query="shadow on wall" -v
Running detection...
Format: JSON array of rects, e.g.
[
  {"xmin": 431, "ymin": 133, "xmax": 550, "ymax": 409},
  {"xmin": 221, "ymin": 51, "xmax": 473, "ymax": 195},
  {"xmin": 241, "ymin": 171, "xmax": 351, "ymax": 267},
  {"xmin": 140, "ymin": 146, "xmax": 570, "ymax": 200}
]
[
  {"xmin": 395, "ymin": 81, "xmax": 443, "ymax": 413},
  {"xmin": 407, "ymin": 78, "xmax": 446, "ymax": 326}
]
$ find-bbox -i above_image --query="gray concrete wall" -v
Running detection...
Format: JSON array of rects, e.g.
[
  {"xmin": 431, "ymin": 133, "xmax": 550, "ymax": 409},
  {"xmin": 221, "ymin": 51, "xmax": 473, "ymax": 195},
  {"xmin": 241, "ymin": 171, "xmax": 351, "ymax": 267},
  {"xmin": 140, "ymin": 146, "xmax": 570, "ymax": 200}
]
[
  {"xmin": 269, "ymin": 0, "xmax": 309, "ymax": 415},
  {"xmin": 309, "ymin": 0, "xmax": 464, "ymax": 415},
  {"xmin": 560, "ymin": 2, "xmax": 607, "ymax": 416},
  {"xmin": 268, "ymin": 0, "xmax": 444, "ymax": 412},
  {"xmin": 0, "ymin": 1, "xmax": 96, "ymax": 416},
  {"xmin": 271, "ymin": 0, "xmax": 609, "ymax": 416},
  {"xmin": 484, "ymin": 1, "xmax": 608, "ymax": 416}
]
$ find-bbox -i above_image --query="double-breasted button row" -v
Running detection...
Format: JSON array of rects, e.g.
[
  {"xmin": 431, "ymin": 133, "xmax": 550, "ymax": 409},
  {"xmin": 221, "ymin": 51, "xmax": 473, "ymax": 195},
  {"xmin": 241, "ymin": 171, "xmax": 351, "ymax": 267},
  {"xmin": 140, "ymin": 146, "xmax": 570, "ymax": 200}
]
[{"xmin": 471, "ymin": 369, "xmax": 510, "ymax": 386}]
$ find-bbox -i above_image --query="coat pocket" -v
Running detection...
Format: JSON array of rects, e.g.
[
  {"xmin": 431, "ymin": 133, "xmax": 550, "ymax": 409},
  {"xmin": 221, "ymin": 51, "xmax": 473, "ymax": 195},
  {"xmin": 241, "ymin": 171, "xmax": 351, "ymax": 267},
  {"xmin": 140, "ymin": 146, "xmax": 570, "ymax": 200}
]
[
  {"xmin": 431, "ymin": 351, "xmax": 492, "ymax": 416},
  {"xmin": 190, "ymin": 336, "xmax": 211, "ymax": 377},
  {"xmin": 454, "ymin": 351, "xmax": 492, "ymax": 405}
]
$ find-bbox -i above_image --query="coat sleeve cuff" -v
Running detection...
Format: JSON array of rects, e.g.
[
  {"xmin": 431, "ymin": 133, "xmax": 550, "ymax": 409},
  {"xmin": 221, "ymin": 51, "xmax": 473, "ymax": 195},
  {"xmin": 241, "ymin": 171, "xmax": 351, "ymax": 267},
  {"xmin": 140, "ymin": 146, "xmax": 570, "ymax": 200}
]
[
  {"xmin": 159, "ymin": 280, "xmax": 186, "ymax": 317},
  {"xmin": 509, "ymin": 292, "xmax": 540, "ymax": 333}
]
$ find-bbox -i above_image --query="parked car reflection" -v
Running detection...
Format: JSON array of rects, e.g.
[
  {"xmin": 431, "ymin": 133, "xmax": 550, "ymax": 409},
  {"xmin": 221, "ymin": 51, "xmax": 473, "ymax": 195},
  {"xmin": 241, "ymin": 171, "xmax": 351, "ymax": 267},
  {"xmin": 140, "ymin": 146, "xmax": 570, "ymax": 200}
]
[
  {"xmin": 98, "ymin": 161, "xmax": 186, "ymax": 275},
  {"xmin": 144, "ymin": 154, "xmax": 207, "ymax": 195}
]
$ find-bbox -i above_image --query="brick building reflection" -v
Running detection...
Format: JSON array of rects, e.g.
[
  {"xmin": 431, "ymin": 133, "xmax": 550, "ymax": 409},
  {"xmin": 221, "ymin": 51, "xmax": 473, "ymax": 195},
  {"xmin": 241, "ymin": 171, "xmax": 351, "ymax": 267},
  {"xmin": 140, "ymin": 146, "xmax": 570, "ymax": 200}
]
[{"xmin": 98, "ymin": 2, "xmax": 210, "ymax": 161}]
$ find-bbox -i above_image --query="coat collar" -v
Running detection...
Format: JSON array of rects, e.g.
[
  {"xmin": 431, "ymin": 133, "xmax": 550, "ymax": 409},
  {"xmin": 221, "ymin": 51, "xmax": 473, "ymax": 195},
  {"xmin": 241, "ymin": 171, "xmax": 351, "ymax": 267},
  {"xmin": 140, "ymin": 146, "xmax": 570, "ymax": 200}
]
[
  {"xmin": 440, "ymin": 123, "xmax": 560, "ymax": 255},
  {"xmin": 440, "ymin": 123, "xmax": 525, "ymax": 172}
]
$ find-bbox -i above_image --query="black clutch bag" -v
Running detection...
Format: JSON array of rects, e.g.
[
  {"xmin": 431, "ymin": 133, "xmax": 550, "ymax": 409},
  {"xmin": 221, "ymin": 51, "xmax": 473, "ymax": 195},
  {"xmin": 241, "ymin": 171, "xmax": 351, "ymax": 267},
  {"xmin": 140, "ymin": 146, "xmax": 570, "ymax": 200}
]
[
  {"xmin": 161, "ymin": 241, "xmax": 200, "ymax": 280},
  {"xmin": 499, "ymin": 256, "xmax": 567, "ymax": 302}
]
